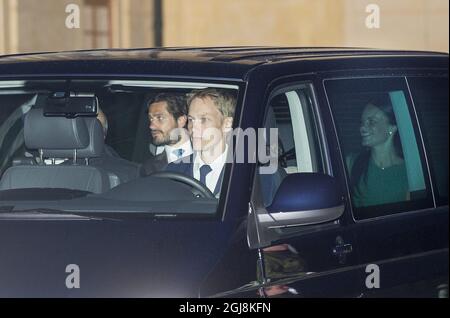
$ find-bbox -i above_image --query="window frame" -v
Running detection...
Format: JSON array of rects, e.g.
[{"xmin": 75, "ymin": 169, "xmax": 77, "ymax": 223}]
[
  {"xmin": 83, "ymin": 0, "xmax": 113, "ymax": 49},
  {"xmin": 406, "ymin": 74, "xmax": 449, "ymax": 207}
]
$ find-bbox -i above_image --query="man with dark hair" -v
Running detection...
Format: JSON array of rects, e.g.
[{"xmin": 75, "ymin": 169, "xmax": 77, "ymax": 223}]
[{"xmin": 141, "ymin": 93, "xmax": 192, "ymax": 175}]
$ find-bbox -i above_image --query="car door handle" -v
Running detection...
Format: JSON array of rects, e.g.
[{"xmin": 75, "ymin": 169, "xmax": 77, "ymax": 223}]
[{"xmin": 332, "ymin": 244, "xmax": 353, "ymax": 256}]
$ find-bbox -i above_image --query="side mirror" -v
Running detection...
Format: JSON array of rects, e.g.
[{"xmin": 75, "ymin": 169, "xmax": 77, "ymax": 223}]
[{"xmin": 258, "ymin": 173, "xmax": 344, "ymax": 228}]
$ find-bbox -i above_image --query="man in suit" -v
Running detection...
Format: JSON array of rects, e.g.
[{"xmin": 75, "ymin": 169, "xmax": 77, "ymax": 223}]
[
  {"xmin": 166, "ymin": 88, "xmax": 236, "ymax": 198},
  {"xmin": 141, "ymin": 93, "xmax": 193, "ymax": 175}
]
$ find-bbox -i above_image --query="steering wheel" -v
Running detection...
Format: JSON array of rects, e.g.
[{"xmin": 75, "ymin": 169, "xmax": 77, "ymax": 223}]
[{"xmin": 149, "ymin": 171, "xmax": 215, "ymax": 199}]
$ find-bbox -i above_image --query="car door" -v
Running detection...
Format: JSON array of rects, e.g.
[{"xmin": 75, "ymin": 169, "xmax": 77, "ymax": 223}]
[
  {"xmin": 324, "ymin": 71, "xmax": 449, "ymax": 297},
  {"xmin": 245, "ymin": 72, "xmax": 363, "ymax": 298}
]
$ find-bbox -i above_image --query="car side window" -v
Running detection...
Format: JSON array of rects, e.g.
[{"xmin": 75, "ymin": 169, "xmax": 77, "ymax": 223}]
[
  {"xmin": 325, "ymin": 77, "xmax": 434, "ymax": 220},
  {"xmin": 258, "ymin": 83, "xmax": 324, "ymax": 207},
  {"xmin": 408, "ymin": 76, "xmax": 449, "ymax": 206}
]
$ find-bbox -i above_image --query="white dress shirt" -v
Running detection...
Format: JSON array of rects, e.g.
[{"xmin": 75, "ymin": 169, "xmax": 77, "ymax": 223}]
[{"xmin": 193, "ymin": 146, "xmax": 228, "ymax": 197}]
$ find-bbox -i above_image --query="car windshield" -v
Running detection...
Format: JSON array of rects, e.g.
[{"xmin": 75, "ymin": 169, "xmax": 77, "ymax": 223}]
[{"xmin": 0, "ymin": 79, "xmax": 240, "ymax": 216}]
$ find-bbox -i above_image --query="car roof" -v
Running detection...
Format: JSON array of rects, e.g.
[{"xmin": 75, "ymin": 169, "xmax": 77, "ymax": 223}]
[
  {"xmin": 0, "ymin": 47, "xmax": 447, "ymax": 80},
  {"xmin": 1, "ymin": 46, "xmax": 446, "ymax": 63}
]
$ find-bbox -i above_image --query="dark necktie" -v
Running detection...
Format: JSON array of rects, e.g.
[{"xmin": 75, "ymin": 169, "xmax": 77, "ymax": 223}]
[
  {"xmin": 172, "ymin": 148, "xmax": 184, "ymax": 159},
  {"xmin": 199, "ymin": 164, "xmax": 212, "ymax": 186}
]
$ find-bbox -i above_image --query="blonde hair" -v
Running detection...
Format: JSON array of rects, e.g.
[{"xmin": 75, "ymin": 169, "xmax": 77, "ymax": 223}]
[{"xmin": 187, "ymin": 88, "xmax": 237, "ymax": 118}]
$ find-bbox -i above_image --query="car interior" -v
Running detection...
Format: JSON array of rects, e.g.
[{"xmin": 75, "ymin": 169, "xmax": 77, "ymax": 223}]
[{"xmin": 0, "ymin": 79, "xmax": 236, "ymax": 215}]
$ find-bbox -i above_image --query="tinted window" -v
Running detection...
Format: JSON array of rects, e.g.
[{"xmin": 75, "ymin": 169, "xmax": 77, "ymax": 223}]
[
  {"xmin": 0, "ymin": 79, "xmax": 239, "ymax": 216},
  {"xmin": 408, "ymin": 76, "xmax": 449, "ymax": 206},
  {"xmin": 325, "ymin": 77, "xmax": 434, "ymax": 219}
]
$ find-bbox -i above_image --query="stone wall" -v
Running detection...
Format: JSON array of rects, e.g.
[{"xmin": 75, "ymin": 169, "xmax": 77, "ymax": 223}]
[{"xmin": 0, "ymin": 0, "xmax": 448, "ymax": 55}]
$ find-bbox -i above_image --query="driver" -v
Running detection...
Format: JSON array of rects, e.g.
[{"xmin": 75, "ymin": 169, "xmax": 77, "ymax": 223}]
[{"xmin": 165, "ymin": 88, "xmax": 236, "ymax": 197}]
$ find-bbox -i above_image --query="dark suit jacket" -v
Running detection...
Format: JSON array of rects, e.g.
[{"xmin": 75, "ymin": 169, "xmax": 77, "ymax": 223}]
[
  {"xmin": 141, "ymin": 151, "xmax": 169, "ymax": 176},
  {"xmin": 166, "ymin": 154, "xmax": 281, "ymax": 202},
  {"xmin": 166, "ymin": 154, "xmax": 224, "ymax": 196}
]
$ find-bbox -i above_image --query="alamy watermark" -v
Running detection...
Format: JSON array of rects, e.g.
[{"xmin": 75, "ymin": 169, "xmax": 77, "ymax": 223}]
[
  {"xmin": 365, "ymin": 264, "xmax": 380, "ymax": 289},
  {"xmin": 65, "ymin": 264, "xmax": 80, "ymax": 289},
  {"xmin": 65, "ymin": 4, "xmax": 80, "ymax": 29},
  {"xmin": 365, "ymin": 4, "xmax": 381, "ymax": 29},
  {"xmin": 168, "ymin": 127, "xmax": 279, "ymax": 175}
]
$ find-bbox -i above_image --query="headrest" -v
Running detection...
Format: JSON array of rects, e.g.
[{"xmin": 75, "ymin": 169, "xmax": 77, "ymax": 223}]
[
  {"xmin": 24, "ymin": 108, "xmax": 104, "ymax": 158},
  {"xmin": 46, "ymin": 117, "xmax": 105, "ymax": 158},
  {"xmin": 25, "ymin": 108, "xmax": 89, "ymax": 150}
]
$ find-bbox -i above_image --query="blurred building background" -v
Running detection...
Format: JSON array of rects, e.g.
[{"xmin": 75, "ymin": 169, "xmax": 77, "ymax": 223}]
[{"xmin": 0, "ymin": 0, "xmax": 448, "ymax": 55}]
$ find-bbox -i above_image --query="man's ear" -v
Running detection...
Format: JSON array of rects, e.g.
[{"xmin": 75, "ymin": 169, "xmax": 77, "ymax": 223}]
[
  {"xmin": 177, "ymin": 115, "xmax": 188, "ymax": 128},
  {"xmin": 225, "ymin": 117, "xmax": 233, "ymax": 128},
  {"xmin": 223, "ymin": 117, "xmax": 233, "ymax": 131}
]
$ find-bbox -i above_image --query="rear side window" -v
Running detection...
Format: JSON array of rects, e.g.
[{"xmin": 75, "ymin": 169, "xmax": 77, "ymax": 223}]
[
  {"xmin": 325, "ymin": 77, "xmax": 434, "ymax": 220},
  {"xmin": 408, "ymin": 76, "xmax": 449, "ymax": 206}
]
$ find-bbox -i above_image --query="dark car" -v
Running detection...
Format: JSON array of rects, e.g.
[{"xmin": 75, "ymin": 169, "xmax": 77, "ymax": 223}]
[{"xmin": 0, "ymin": 47, "xmax": 448, "ymax": 297}]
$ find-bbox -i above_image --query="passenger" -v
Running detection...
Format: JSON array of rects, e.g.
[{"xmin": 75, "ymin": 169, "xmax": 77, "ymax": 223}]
[
  {"xmin": 347, "ymin": 99, "xmax": 409, "ymax": 207},
  {"xmin": 141, "ymin": 93, "xmax": 192, "ymax": 175},
  {"xmin": 89, "ymin": 106, "xmax": 141, "ymax": 183},
  {"xmin": 96, "ymin": 107, "xmax": 120, "ymax": 157},
  {"xmin": 166, "ymin": 88, "xmax": 236, "ymax": 197},
  {"xmin": 96, "ymin": 108, "xmax": 109, "ymax": 139}
]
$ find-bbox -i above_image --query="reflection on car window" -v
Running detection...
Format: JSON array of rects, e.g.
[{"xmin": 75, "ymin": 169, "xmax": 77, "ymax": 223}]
[{"xmin": 325, "ymin": 77, "xmax": 434, "ymax": 219}]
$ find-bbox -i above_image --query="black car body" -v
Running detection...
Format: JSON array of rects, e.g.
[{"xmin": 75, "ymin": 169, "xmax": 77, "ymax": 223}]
[{"xmin": 0, "ymin": 47, "xmax": 448, "ymax": 297}]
